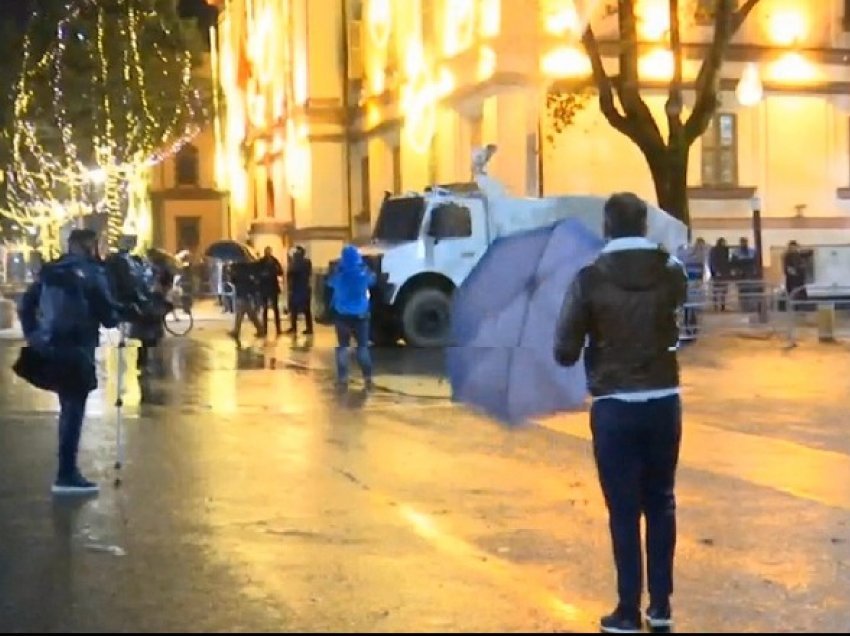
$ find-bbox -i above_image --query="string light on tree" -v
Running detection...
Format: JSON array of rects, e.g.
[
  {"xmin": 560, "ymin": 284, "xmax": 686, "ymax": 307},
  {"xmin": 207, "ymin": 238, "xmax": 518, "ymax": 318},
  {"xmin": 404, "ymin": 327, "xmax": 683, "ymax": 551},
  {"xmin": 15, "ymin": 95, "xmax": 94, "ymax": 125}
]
[{"xmin": 0, "ymin": 0, "xmax": 208, "ymax": 247}]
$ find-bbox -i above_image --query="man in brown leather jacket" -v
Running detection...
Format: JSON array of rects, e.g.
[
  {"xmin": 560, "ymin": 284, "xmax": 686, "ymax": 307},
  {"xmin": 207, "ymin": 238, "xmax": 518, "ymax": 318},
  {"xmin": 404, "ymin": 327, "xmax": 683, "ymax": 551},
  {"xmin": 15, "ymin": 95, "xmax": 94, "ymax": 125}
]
[{"xmin": 554, "ymin": 192, "xmax": 687, "ymax": 634}]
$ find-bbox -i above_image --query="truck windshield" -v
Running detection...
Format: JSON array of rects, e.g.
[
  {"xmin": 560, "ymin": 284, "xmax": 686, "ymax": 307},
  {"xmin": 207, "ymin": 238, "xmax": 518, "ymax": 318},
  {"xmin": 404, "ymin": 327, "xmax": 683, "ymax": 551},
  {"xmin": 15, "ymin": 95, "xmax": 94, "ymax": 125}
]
[{"xmin": 372, "ymin": 197, "xmax": 425, "ymax": 242}]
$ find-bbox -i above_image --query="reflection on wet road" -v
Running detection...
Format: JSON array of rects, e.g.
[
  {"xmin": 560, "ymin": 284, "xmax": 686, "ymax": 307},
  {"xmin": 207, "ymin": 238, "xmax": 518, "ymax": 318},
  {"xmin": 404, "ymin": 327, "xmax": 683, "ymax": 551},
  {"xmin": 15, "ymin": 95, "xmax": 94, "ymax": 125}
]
[{"xmin": 1, "ymin": 329, "xmax": 849, "ymax": 632}]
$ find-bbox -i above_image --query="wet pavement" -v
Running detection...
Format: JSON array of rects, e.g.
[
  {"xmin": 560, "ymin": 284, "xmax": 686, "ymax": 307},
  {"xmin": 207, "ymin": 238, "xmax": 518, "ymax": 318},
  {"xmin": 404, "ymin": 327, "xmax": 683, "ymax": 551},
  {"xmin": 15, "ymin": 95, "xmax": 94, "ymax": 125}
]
[{"xmin": 1, "ymin": 325, "xmax": 850, "ymax": 632}]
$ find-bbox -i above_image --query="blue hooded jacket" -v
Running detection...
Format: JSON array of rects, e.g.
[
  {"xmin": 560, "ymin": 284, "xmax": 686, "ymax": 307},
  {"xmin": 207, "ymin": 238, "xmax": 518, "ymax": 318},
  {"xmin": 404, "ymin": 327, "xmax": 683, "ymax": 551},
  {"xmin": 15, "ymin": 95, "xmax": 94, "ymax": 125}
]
[{"xmin": 327, "ymin": 245, "xmax": 376, "ymax": 317}]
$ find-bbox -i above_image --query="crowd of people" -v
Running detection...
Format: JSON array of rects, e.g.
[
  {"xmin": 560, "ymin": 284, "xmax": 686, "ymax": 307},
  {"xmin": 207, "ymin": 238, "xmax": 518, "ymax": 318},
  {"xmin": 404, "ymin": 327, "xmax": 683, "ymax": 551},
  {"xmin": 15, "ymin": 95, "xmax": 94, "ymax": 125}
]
[
  {"xmin": 223, "ymin": 245, "xmax": 315, "ymax": 344},
  {"xmin": 11, "ymin": 232, "xmax": 378, "ymax": 496}
]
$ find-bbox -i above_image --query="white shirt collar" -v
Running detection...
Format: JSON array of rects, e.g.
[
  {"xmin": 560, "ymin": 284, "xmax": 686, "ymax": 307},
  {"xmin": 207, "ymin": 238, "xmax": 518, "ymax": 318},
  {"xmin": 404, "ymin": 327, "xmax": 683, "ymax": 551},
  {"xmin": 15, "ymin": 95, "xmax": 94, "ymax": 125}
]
[{"xmin": 601, "ymin": 237, "xmax": 658, "ymax": 254}]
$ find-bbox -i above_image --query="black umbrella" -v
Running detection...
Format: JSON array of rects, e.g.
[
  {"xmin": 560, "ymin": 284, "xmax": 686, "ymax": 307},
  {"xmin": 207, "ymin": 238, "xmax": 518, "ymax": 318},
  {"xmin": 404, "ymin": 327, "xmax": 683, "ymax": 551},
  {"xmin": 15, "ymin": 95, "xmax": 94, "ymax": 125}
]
[{"xmin": 204, "ymin": 240, "xmax": 256, "ymax": 262}]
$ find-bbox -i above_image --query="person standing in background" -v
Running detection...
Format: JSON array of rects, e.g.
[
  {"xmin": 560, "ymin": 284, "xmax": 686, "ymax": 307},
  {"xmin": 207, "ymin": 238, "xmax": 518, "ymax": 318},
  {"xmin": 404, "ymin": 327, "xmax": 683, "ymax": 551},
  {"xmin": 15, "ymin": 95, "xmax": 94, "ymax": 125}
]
[
  {"xmin": 258, "ymin": 247, "xmax": 284, "ymax": 337},
  {"xmin": 286, "ymin": 245, "xmax": 313, "ymax": 335}
]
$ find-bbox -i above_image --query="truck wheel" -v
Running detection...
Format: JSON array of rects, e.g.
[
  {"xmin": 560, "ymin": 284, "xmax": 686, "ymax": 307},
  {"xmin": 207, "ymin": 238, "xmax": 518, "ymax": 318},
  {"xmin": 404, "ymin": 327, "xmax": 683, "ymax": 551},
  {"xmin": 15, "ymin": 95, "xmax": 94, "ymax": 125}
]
[{"xmin": 401, "ymin": 288, "xmax": 452, "ymax": 348}]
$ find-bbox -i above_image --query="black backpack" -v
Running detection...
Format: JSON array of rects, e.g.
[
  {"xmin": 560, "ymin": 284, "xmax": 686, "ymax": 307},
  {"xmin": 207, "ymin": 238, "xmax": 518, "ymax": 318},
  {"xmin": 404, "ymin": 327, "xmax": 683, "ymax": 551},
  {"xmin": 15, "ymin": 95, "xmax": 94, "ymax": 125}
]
[{"xmin": 30, "ymin": 264, "xmax": 91, "ymax": 348}]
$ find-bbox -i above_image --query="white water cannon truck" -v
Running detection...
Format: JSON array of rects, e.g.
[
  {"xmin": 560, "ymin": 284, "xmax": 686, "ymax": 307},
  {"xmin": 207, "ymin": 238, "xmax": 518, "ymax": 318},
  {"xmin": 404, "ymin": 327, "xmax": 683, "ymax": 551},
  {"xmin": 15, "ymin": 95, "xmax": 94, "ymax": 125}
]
[{"xmin": 320, "ymin": 147, "xmax": 689, "ymax": 347}]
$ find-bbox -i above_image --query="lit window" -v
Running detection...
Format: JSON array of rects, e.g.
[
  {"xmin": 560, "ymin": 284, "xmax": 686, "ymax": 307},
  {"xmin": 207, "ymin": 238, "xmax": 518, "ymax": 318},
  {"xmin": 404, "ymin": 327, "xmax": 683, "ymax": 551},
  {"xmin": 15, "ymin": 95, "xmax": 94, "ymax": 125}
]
[
  {"xmin": 175, "ymin": 144, "xmax": 200, "ymax": 186},
  {"xmin": 701, "ymin": 113, "xmax": 738, "ymax": 187}
]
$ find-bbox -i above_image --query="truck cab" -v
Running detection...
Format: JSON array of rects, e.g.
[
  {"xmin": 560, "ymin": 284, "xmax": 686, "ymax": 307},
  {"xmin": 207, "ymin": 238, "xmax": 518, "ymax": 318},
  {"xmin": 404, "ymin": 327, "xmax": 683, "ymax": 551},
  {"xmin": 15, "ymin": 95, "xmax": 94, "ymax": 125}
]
[
  {"xmin": 320, "ymin": 184, "xmax": 490, "ymax": 347},
  {"xmin": 364, "ymin": 184, "xmax": 490, "ymax": 347}
]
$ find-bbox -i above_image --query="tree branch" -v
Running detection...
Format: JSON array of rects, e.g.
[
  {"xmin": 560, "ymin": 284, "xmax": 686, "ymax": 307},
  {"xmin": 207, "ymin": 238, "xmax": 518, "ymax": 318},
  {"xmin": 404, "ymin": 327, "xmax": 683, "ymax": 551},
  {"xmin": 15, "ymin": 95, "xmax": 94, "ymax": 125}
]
[
  {"xmin": 616, "ymin": 0, "xmax": 640, "ymax": 105},
  {"xmin": 684, "ymin": 0, "xmax": 763, "ymax": 143},
  {"xmin": 666, "ymin": 0, "xmax": 684, "ymax": 145},
  {"xmin": 733, "ymin": 0, "xmax": 762, "ymax": 31},
  {"xmin": 581, "ymin": 26, "xmax": 632, "ymax": 138}
]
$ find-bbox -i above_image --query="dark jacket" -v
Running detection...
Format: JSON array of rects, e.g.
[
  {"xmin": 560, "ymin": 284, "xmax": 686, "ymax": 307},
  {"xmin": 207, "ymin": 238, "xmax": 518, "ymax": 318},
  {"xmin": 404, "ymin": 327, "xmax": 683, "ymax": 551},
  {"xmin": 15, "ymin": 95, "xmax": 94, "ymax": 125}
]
[
  {"xmin": 19, "ymin": 254, "xmax": 121, "ymax": 351},
  {"xmin": 287, "ymin": 253, "xmax": 313, "ymax": 312},
  {"xmin": 708, "ymin": 244, "xmax": 730, "ymax": 280},
  {"xmin": 258, "ymin": 255, "xmax": 284, "ymax": 295},
  {"xmin": 229, "ymin": 261, "xmax": 262, "ymax": 299},
  {"xmin": 17, "ymin": 254, "xmax": 122, "ymax": 394},
  {"xmin": 554, "ymin": 239, "xmax": 687, "ymax": 398},
  {"xmin": 783, "ymin": 251, "xmax": 806, "ymax": 293}
]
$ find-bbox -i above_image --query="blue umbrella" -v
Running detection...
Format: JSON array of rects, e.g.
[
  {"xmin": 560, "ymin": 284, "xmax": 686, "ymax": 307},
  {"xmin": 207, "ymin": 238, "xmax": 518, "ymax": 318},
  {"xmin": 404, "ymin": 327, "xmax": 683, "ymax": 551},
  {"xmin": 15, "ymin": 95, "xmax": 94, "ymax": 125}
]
[{"xmin": 446, "ymin": 218, "xmax": 604, "ymax": 425}]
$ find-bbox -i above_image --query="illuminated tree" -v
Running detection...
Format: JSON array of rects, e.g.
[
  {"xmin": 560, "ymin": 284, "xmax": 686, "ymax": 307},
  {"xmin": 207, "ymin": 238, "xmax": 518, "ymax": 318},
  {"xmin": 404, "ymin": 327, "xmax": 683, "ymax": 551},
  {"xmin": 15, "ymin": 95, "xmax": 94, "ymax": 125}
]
[{"xmin": 2, "ymin": 0, "xmax": 209, "ymax": 246}]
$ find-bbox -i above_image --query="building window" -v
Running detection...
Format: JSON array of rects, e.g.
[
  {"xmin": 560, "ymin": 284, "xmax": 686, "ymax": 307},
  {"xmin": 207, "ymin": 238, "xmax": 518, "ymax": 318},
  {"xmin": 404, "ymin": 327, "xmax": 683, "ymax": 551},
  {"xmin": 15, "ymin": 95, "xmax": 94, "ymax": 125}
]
[
  {"xmin": 429, "ymin": 203, "xmax": 472, "ymax": 239},
  {"xmin": 175, "ymin": 144, "xmax": 199, "ymax": 186},
  {"xmin": 701, "ymin": 113, "xmax": 738, "ymax": 187}
]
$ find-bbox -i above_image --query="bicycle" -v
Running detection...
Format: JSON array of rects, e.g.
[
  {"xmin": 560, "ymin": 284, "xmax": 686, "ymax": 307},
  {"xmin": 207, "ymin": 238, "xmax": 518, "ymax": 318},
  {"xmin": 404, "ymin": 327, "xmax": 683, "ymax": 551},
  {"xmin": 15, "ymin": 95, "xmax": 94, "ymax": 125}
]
[{"xmin": 162, "ymin": 276, "xmax": 194, "ymax": 337}]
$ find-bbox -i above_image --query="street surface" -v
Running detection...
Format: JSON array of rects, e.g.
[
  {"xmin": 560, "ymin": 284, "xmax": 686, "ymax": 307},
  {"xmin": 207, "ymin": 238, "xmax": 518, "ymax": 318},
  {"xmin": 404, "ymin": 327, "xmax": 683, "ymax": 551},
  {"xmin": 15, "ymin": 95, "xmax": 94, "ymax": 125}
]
[{"xmin": 1, "ymin": 320, "xmax": 850, "ymax": 632}]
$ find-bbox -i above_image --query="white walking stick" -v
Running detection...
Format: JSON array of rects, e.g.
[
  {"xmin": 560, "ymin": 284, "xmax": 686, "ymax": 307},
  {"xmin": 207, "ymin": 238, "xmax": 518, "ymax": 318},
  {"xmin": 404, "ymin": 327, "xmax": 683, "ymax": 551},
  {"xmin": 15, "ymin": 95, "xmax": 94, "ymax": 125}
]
[{"xmin": 114, "ymin": 323, "xmax": 126, "ymax": 487}]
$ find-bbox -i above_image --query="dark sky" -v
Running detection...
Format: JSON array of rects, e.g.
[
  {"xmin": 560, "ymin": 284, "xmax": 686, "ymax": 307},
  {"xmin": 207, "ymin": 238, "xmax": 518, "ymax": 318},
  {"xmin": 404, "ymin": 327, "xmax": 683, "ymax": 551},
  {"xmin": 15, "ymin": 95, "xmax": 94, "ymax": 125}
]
[{"xmin": 0, "ymin": 1, "xmax": 216, "ymax": 28}]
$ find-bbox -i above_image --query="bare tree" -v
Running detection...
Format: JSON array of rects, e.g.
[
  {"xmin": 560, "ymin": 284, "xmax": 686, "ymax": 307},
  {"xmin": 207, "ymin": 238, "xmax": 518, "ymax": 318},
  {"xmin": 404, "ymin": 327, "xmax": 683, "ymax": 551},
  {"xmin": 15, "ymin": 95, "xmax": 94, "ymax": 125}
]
[{"xmin": 576, "ymin": 0, "xmax": 762, "ymax": 225}]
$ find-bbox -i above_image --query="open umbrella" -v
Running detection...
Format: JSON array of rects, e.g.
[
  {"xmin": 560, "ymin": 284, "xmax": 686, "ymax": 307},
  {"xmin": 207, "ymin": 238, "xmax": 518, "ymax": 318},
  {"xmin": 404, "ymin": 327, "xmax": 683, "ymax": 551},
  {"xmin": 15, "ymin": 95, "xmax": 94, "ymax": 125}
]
[
  {"xmin": 446, "ymin": 218, "xmax": 604, "ymax": 425},
  {"xmin": 204, "ymin": 240, "xmax": 256, "ymax": 262}
]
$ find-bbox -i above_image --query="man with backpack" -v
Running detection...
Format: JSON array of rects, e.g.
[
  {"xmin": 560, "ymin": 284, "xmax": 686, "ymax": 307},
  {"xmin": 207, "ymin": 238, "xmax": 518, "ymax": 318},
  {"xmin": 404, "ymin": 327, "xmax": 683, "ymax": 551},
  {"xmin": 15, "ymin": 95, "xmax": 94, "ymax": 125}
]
[{"xmin": 17, "ymin": 229, "xmax": 127, "ymax": 495}]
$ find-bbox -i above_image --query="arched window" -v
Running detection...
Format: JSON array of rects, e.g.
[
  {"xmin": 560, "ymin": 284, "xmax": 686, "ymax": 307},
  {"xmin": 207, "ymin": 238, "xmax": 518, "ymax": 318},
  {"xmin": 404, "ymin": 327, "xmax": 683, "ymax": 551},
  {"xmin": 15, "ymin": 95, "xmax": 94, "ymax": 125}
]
[{"xmin": 175, "ymin": 144, "xmax": 200, "ymax": 186}]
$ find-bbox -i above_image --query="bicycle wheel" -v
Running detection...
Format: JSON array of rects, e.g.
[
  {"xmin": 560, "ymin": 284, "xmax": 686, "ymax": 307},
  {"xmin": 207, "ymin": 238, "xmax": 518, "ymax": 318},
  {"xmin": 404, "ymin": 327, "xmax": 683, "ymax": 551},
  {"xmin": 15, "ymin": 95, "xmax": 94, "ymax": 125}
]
[{"xmin": 163, "ymin": 307, "xmax": 194, "ymax": 336}]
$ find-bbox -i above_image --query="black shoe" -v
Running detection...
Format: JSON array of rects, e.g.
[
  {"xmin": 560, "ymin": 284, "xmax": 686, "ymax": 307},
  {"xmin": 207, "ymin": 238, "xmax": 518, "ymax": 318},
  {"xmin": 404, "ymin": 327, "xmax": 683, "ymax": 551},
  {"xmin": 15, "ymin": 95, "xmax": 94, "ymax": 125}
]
[
  {"xmin": 600, "ymin": 607, "xmax": 641, "ymax": 634},
  {"xmin": 284, "ymin": 327, "xmax": 296, "ymax": 335},
  {"xmin": 646, "ymin": 603, "xmax": 673, "ymax": 630},
  {"xmin": 52, "ymin": 472, "xmax": 100, "ymax": 496},
  {"xmin": 303, "ymin": 329, "xmax": 313, "ymax": 335}
]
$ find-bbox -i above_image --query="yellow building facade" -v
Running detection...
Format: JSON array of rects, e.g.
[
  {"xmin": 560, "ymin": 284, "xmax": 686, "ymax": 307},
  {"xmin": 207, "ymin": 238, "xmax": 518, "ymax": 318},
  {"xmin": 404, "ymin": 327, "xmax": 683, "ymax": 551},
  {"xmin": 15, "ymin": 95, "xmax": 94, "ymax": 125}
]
[
  {"xmin": 212, "ymin": 0, "xmax": 850, "ymax": 270},
  {"xmin": 148, "ymin": 55, "xmax": 228, "ymax": 258}
]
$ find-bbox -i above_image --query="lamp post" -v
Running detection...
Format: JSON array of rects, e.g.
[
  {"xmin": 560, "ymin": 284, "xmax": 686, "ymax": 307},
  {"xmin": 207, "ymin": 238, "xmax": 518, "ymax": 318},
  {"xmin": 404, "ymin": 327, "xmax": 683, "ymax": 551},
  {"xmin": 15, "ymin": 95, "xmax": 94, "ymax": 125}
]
[
  {"xmin": 751, "ymin": 194, "xmax": 769, "ymax": 323},
  {"xmin": 751, "ymin": 195, "xmax": 763, "ymax": 278}
]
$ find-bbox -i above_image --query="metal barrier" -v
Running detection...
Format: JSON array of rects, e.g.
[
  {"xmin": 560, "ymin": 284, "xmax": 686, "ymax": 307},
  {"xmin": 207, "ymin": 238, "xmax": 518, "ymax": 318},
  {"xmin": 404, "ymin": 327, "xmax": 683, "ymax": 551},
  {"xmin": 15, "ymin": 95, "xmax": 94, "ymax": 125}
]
[
  {"xmin": 786, "ymin": 285, "xmax": 850, "ymax": 347},
  {"xmin": 678, "ymin": 279, "xmax": 782, "ymax": 341}
]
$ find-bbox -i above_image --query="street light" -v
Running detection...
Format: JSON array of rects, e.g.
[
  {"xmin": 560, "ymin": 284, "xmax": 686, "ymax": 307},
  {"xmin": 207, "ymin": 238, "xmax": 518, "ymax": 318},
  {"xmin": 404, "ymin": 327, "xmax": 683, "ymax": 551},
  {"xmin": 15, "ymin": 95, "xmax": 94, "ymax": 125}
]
[
  {"xmin": 750, "ymin": 195, "xmax": 763, "ymax": 278},
  {"xmin": 750, "ymin": 194, "xmax": 769, "ymax": 323}
]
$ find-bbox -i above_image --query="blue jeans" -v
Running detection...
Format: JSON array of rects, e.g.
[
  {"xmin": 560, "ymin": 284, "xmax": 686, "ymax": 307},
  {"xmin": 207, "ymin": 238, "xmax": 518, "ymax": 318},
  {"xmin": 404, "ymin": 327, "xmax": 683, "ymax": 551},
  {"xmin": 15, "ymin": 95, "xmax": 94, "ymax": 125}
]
[
  {"xmin": 58, "ymin": 390, "xmax": 89, "ymax": 479},
  {"xmin": 334, "ymin": 315, "xmax": 372, "ymax": 382},
  {"xmin": 590, "ymin": 395, "xmax": 682, "ymax": 613}
]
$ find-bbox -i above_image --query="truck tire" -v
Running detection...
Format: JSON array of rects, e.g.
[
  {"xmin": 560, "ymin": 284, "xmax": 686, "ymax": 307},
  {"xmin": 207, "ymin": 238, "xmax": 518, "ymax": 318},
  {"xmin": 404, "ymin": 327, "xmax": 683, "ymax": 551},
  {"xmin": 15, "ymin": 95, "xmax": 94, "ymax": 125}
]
[{"xmin": 401, "ymin": 288, "xmax": 452, "ymax": 348}]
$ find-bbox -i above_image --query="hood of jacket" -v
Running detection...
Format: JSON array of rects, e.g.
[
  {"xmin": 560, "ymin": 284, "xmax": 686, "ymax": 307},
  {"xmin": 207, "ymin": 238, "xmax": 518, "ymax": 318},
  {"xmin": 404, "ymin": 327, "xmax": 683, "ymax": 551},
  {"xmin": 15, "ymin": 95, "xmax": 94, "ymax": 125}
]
[
  {"xmin": 340, "ymin": 245, "xmax": 363, "ymax": 270},
  {"xmin": 597, "ymin": 237, "xmax": 674, "ymax": 292}
]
